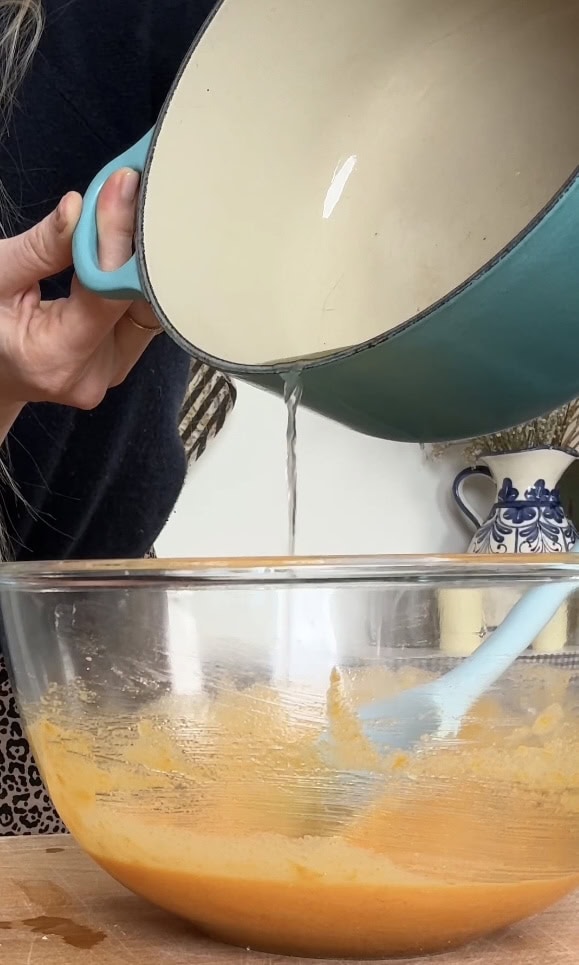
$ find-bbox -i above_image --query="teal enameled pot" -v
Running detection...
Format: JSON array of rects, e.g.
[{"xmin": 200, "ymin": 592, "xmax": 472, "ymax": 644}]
[{"xmin": 73, "ymin": 0, "xmax": 579, "ymax": 443}]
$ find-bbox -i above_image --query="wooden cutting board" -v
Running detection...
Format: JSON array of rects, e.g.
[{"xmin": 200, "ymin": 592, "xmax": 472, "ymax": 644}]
[{"xmin": 0, "ymin": 836, "xmax": 576, "ymax": 965}]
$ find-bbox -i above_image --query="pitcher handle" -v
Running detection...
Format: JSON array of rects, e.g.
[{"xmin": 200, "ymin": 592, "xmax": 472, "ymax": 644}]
[
  {"xmin": 72, "ymin": 129, "xmax": 154, "ymax": 300},
  {"xmin": 452, "ymin": 465, "xmax": 493, "ymax": 529}
]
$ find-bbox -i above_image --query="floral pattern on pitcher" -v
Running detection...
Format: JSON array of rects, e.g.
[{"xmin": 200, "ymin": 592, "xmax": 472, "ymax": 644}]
[
  {"xmin": 470, "ymin": 477, "xmax": 577, "ymax": 554},
  {"xmin": 452, "ymin": 448, "xmax": 578, "ymax": 557}
]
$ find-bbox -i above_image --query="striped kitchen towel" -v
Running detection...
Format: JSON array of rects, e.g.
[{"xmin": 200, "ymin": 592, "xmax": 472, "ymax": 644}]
[{"xmin": 179, "ymin": 359, "xmax": 237, "ymax": 465}]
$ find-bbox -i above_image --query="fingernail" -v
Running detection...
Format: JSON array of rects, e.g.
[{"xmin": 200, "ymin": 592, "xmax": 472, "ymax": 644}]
[{"xmin": 120, "ymin": 169, "xmax": 139, "ymax": 203}]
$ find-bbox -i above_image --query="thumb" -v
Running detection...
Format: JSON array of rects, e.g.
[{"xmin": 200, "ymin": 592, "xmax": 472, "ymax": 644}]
[{"xmin": 0, "ymin": 191, "xmax": 82, "ymax": 292}]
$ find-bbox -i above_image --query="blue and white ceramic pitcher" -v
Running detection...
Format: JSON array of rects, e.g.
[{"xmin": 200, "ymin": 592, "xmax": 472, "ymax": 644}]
[
  {"xmin": 442, "ymin": 448, "xmax": 577, "ymax": 658},
  {"xmin": 453, "ymin": 448, "xmax": 578, "ymax": 555}
]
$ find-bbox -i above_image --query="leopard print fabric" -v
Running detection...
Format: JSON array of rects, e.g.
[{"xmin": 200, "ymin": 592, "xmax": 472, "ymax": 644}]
[
  {"xmin": 0, "ymin": 363, "xmax": 236, "ymax": 835},
  {"xmin": 0, "ymin": 652, "xmax": 66, "ymax": 835}
]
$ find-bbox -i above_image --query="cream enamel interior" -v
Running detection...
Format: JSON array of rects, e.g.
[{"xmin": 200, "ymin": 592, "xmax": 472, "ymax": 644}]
[{"xmin": 142, "ymin": 0, "xmax": 579, "ymax": 367}]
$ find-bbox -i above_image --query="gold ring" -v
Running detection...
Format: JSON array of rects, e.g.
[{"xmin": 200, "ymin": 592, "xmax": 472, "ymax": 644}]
[{"xmin": 126, "ymin": 312, "xmax": 163, "ymax": 334}]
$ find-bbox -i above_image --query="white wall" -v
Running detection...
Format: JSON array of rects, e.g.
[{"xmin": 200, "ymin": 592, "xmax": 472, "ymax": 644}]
[
  {"xmin": 156, "ymin": 384, "xmax": 492, "ymax": 682},
  {"xmin": 157, "ymin": 382, "xmax": 471, "ymax": 558}
]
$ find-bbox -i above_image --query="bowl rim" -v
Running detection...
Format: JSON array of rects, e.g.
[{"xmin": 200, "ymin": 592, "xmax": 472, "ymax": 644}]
[{"xmin": 2, "ymin": 554, "xmax": 579, "ymax": 590}]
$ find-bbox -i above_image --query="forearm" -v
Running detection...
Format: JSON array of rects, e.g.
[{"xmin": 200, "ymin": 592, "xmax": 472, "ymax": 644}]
[{"xmin": 0, "ymin": 403, "xmax": 23, "ymax": 444}]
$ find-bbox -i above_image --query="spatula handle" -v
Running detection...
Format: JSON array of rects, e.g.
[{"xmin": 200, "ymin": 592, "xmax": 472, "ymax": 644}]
[{"xmin": 441, "ymin": 544, "xmax": 579, "ymax": 710}]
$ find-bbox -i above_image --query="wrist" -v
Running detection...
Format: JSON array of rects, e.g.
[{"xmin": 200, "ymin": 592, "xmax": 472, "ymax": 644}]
[{"xmin": 0, "ymin": 402, "xmax": 23, "ymax": 443}]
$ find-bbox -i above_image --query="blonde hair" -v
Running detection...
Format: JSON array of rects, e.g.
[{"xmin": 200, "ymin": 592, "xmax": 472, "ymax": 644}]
[
  {"xmin": 0, "ymin": 0, "xmax": 42, "ymax": 120},
  {"xmin": 0, "ymin": 0, "xmax": 43, "ymax": 559}
]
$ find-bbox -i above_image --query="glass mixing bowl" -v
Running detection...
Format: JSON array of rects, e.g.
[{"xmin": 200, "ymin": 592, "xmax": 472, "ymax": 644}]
[{"xmin": 0, "ymin": 556, "xmax": 578, "ymax": 960}]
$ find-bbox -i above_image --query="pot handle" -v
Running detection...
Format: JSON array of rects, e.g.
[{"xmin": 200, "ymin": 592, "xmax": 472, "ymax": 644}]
[
  {"xmin": 72, "ymin": 128, "xmax": 153, "ymax": 300},
  {"xmin": 452, "ymin": 465, "xmax": 493, "ymax": 529}
]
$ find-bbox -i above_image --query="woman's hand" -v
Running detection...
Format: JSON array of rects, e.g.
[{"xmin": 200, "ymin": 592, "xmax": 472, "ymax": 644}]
[{"xmin": 0, "ymin": 168, "xmax": 162, "ymax": 423}]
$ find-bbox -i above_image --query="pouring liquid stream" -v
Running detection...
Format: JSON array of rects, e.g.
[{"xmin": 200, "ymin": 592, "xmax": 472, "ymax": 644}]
[
  {"xmin": 275, "ymin": 371, "xmax": 302, "ymax": 687},
  {"xmin": 284, "ymin": 371, "xmax": 303, "ymax": 557}
]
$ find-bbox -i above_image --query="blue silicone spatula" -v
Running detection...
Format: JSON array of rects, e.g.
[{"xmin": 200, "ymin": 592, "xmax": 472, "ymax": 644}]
[{"xmin": 352, "ymin": 545, "xmax": 579, "ymax": 755}]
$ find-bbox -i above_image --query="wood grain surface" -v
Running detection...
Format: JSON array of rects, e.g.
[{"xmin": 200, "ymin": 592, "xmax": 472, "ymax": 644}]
[{"xmin": 0, "ymin": 836, "xmax": 576, "ymax": 965}]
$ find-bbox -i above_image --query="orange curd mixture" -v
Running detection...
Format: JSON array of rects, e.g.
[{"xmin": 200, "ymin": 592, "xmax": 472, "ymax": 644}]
[{"xmin": 29, "ymin": 664, "xmax": 579, "ymax": 959}]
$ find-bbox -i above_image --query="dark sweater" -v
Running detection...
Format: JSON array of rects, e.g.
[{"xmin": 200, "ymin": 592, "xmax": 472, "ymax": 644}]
[{"xmin": 0, "ymin": 0, "xmax": 215, "ymax": 561}]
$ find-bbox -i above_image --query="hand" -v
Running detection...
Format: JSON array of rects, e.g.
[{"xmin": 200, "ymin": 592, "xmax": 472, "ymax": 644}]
[{"xmin": 0, "ymin": 168, "xmax": 162, "ymax": 418}]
